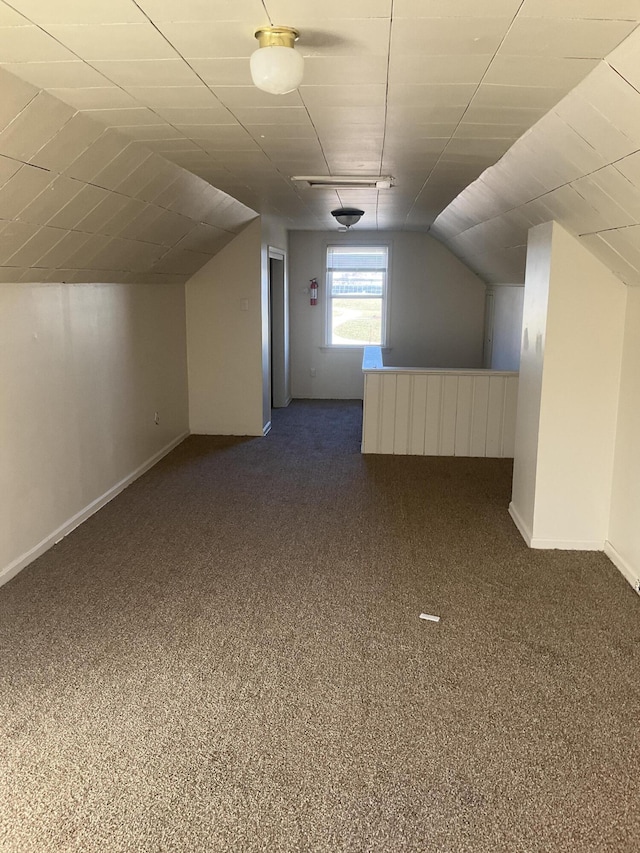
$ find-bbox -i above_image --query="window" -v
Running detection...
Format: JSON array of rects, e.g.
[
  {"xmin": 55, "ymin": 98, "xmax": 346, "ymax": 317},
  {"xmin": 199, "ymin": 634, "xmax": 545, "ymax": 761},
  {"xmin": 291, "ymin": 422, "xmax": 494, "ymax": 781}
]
[{"xmin": 325, "ymin": 245, "xmax": 389, "ymax": 347}]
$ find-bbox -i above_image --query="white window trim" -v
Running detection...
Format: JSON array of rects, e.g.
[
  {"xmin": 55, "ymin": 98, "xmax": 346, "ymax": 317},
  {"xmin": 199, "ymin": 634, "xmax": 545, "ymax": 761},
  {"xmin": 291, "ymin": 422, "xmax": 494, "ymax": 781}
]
[{"xmin": 323, "ymin": 241, "xmax": 392, "ymax": 348}]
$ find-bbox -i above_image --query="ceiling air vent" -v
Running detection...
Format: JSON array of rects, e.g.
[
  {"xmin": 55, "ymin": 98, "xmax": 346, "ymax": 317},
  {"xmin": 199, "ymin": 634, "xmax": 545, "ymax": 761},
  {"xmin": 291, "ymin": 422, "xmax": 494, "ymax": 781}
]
[{"xmin": 291, "ymin": 175, "xmax": 394, "ymax": 190}]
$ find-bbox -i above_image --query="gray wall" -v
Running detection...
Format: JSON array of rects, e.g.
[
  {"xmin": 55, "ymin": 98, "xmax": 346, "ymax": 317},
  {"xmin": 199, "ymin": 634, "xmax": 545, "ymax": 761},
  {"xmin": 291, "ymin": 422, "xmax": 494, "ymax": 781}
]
[
  {"xmin": 489, "ymin": 285, "xmax": 525, "ymax": 371},
  {"xmin": 289, "ymin": 230, "xmax": 487, "ymax": 399}
]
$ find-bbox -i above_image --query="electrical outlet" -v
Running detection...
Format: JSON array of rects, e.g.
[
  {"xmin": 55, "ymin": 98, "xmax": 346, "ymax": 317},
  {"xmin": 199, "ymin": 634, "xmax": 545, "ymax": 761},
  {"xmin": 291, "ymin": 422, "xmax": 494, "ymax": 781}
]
[
  {"xmin": 310, "ymin": 368, "xmax": 316, "ymax": 377},
  {"xmin": 154, "ymin": 411, "xmax": 160, "ymax": 425}
]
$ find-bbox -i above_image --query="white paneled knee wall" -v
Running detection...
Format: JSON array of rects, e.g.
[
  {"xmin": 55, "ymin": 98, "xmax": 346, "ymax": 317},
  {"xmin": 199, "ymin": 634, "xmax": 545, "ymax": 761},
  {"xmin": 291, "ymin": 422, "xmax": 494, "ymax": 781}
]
[{"xmin": 362, "ymin": 363, "xmax": 518, "ymax": 457}]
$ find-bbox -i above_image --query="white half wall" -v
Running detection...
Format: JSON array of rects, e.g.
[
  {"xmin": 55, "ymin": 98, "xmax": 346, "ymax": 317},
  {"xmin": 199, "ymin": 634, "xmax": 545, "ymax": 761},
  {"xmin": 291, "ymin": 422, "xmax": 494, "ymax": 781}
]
[
  {"xmin": 362, "ymin": 367, "xmax": 518, "ymax": 457},
  {"xmin": 289, "ymin": 230, "xmax": 486, "ymax": 399},
  {"xmin": 608, "ymin": 286, "xmax": 640, "ymax": 588},
  {"xmin": 1, "ymin": 281, "xmax": 189, "ymax": 585},
  {"xmin": 510, "ymin": 222, "xmax": 626, "ymax": 550},
  {"xmin": 186, "ymin": 219, "xmax": 265, "ymax": 435}
]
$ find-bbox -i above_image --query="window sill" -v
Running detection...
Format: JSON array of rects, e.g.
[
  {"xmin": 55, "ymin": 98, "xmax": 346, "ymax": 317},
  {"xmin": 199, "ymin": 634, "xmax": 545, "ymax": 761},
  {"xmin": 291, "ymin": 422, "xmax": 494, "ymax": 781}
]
[{"xmin": 320, "ymin": 346, "xmax": 392, "ymax": 353}]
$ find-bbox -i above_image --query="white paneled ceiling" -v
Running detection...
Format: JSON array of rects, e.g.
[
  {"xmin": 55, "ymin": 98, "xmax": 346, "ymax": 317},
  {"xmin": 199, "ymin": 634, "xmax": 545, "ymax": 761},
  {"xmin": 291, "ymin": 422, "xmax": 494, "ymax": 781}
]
[
  {"xmin": 432, "ymin": 27, "xmax": 640, "ymax": 286},
  {"xmin": 0, "ymin": 67, "xmax": 256, "ymax": 284},
  {"xmin": 0, "ymin": 0, "xmax": 638, "ymax": 232}
]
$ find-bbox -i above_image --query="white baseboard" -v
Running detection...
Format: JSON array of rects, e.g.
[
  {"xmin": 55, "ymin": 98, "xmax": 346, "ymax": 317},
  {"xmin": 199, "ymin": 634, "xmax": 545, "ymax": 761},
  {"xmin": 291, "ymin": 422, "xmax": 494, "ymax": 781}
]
[
  {"xmin": 528, "ymin": 537, "xmax": 604, "ymax": 550},
  {"xmin": 508, "ymin": 502, "xmax": 532, "ymax": 546},
  {"xmin": 509, "ymin": 502, "xmax": 604, "ymax": 550},
  {"xmin": 0, "ymin": 431, "xmax": 190, "ymax": 589},
  {"xmin": 604, "ymin": 541, "xmax": 640, "ymax": 596},
  {"xmin": 272, "ymin": 397, "xmax": 292, "ymax": 409}
]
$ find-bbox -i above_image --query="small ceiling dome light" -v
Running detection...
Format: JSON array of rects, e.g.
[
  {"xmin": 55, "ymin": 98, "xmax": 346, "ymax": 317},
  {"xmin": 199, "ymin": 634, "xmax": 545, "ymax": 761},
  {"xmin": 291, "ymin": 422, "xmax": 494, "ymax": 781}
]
[
  {"xmin": 331, "ymin": 207, "xmax": 365, "ymax": 229},
  {"xmin": 250, "ymin": 26, "xmax": 304, "ymax": 95}
]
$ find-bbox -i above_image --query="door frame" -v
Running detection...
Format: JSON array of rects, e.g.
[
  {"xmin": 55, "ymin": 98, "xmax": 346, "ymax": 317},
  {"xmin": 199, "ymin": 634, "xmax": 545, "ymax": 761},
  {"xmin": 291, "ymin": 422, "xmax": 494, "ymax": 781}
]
[{"xmin": 268, "ymin": 246, "xmax": 291, "ymax": 410}]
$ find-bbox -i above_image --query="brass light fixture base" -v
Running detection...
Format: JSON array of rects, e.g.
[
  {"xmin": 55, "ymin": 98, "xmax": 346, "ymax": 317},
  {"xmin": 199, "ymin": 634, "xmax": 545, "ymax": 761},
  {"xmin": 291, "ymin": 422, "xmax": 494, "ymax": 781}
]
[{"xmin": 254, "ymin": 26, "xmax": 299, "ymax": 49}]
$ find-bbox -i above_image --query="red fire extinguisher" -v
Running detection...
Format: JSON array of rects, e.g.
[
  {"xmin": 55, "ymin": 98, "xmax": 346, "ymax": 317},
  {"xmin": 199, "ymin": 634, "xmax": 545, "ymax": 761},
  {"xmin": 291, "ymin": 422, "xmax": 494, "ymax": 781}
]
[{"xmin": 309, "ymin": 278, "xmax": 318, "ymax": 306}]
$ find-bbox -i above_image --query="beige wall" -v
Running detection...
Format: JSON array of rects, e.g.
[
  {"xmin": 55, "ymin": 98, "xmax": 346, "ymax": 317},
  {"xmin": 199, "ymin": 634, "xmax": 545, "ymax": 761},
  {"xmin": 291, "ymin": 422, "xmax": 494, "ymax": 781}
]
[
  {"xmin": 510, "ymin": 224, "xmax": 552, "ymax": 537},
  {"xmin": 608, "ymin": 287, "xmax": 640, "ymax": 585},
  {"xmin": 262, "ymin": 217, "xmax": 288, "ymax": 255},
  {"xmin": 1, "ymin": 280, "xmax": 189, "ymax": 584},
  {"xmin": 289, "ymin": 230, "xmax": 486, "ymax": 399},
  {"xmin": 186, "ymin": 219, "xmax": 265, "ymax": 435},
  {"xmin": 510, "ymin": 222, "xmax": 626, "ymax": 549}
]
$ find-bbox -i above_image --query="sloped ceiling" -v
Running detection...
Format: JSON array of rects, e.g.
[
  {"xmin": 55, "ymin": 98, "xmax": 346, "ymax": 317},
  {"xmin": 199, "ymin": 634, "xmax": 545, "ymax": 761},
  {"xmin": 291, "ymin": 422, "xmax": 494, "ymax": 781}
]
[
  {"xmin": 432, "ymin": 27, "xmax": 640, "ymax": 286},
  {"xmin": 0, "ymin": 0, "xmax": 638, "ymax": 232},
  {"xmin": 0, "ymin": 66, "xmax": 256, "ymax": 284}
]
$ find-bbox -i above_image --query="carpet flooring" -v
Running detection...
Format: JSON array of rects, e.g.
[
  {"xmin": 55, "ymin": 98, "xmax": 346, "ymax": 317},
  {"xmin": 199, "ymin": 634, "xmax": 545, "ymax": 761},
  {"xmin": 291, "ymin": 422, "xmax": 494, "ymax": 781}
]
[{"xmin": 1, "ymin": 399, "xmax": 639, "ymax": 852}]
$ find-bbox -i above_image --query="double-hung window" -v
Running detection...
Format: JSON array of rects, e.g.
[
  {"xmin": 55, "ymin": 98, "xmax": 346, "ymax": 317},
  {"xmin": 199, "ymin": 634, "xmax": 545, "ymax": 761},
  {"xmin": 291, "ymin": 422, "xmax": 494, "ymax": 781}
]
[{"xmin": 325, "ymin": 245, "xmax": 389, "ymax": 347}]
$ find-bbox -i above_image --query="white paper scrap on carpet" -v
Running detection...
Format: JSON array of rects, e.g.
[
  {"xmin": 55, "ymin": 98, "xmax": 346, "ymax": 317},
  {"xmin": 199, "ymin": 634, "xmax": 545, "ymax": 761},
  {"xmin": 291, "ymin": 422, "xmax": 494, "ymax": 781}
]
[{"xmin": 419, "ymin": 613, "xmax": 440, "ymax": 622}]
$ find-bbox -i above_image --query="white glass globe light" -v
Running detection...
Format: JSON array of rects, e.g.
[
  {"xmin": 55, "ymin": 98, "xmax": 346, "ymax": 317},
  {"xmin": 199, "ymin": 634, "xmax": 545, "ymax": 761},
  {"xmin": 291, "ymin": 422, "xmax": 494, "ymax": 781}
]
[{"xmin": 250, "ymin": 44, "xmax": 304, "ymax": 95}]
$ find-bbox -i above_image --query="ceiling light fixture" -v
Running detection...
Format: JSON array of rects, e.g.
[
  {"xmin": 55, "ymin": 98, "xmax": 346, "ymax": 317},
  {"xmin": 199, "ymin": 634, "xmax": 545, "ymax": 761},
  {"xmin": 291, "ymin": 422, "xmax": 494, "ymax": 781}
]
[
  {"xmin": 250, "ymin": 26, "xmax": 304, "ymax": 95},
  {"xmin": 331, "ymin": 207, "xmax": 365, "ymax": 229},
  {"xmin": 292, "ymin": 175, "xmax": 394, "ymax": 190}
]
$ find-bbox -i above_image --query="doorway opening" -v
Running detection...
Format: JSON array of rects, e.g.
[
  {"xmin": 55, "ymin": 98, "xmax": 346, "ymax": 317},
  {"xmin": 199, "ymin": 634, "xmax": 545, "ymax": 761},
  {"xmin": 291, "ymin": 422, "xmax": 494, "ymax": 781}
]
[{"xmin": 268, "ymin": 248, "xmax": 290, "ymax": 411}]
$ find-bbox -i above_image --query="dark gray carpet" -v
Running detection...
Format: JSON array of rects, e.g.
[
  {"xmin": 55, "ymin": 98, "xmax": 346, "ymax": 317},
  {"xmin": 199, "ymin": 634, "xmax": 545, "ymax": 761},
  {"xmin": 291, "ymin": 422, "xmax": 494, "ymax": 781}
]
[{"xmin": 1, "ymin": 400, "xmax": 639, "ymax": 852}]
